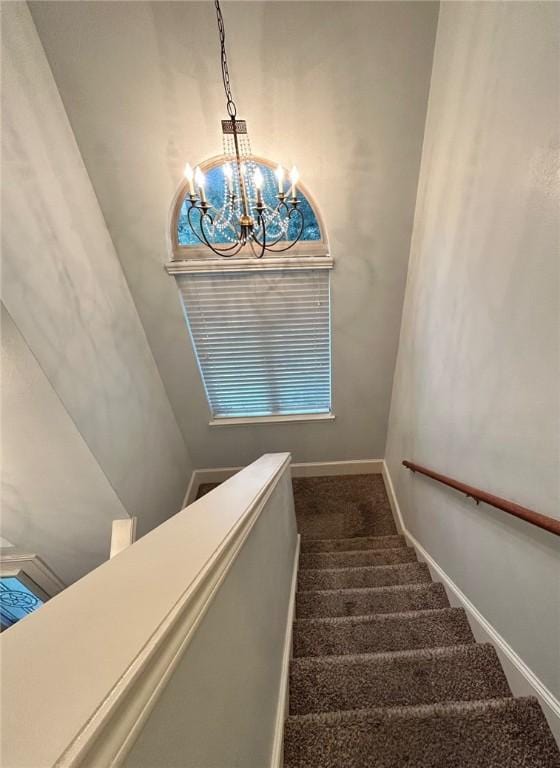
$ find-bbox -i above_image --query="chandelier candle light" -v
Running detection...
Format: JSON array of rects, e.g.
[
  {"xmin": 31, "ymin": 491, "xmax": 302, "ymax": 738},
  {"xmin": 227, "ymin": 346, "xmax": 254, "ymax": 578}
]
[{"xmin": 182, "ymin": 0, "xmax": 305, "ymax": 258}]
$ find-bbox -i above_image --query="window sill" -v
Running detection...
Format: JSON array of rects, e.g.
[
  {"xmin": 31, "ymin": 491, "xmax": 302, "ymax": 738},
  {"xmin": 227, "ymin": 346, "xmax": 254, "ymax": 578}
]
[
  {"xmin": 209, "ymin": 412, "xmax": 335, "ymax": 427},
  {"xmin": 167, "ymin": 253, "xmax": 333, "ymax": 274}
]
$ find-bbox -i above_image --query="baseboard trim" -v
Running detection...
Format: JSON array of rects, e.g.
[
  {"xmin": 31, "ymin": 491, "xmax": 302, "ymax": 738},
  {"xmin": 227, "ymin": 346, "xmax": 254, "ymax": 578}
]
[
  {"xmin": 182, "ymin": 471, "xmax": 197, "ymax": 510},
  {"xmin": 184, "ymin": 459, "xmax": 384, "ymax": 508},
  {"xmin": 382, "ymin": 460, "xmax": 560, "ymax": 745},
  {"xmin": 380, "ymin": 461, "xmax": 407, "ymax": 535},
  {"xmin": 291, "ymin": 459, "xmax": 383, "ymax": 478},
  {"xmin": 183, "ymin": 467, "xmax": 241, "ymax": 506},
  {"xmin": 270, "ymin": 534, "xmax": 300, "ymax": 768}
]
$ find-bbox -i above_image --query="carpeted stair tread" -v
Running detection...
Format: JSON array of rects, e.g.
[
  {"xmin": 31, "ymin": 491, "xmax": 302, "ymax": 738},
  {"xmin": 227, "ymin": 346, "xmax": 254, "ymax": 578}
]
[
  {"xmin": 285, "ymin": 473, "xmax": 560, "ymax": 765},
  {"xmin": 289, "ymin": 643, "xmax": 511, "ymax": 714},
  {"xmin": 294, "ymin": 475, "xmax": 397, "ymax": 539},
  {"xmin": 297, "ymin": 561, "xmax": 431, "ymax": 591},
  {"xmin": 283, "ymin": 697, "xmax": 560, "ymax": 768},
  {"xmin": 293, "ymin": 475, "xmax": 392, "ymax": 514},
  {"xmin": 299, "ymin": 547, "xmax": 417, "ymax": 570},
  {"xmin": 296, "ymin": 582, "xmax": 449, "ymax": 618},
  {"xmin": 301, "ymin": 534, "xmax": 405, "ymax": 553},
  {"xmin": 293, "ymin": 607, "xmax": 475, "ymax": 657},
  {"xmin": 296, "ymin": 503, "xmax": 398, "ymax": 539}
]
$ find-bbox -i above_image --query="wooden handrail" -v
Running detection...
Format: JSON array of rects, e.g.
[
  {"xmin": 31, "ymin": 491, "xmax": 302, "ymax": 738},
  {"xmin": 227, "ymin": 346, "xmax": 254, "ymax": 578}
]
[{"xmin": 402, "ymin": 460, "xmax": 560, "ymax": 537}]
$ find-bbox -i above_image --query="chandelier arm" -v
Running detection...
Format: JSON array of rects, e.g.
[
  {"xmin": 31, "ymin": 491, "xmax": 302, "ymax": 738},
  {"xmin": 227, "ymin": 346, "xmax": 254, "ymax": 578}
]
[
  {"xmin": 188, "ymin": 205, "xmax": 244, "ymax": 256},
  {"xmin": 249, "ymin": 199, "xmax": 298, "ymax": 249},
  {"xmin": 275, "ymin": 200, "xmax": 290, "ymax": 216},
  {"xmin": 251, "ymin": 223, "xmax": 286, "ymax": 250},
  {"xmin": 199, "ymin": 232, "xmax": 245, "ymax": 258},
  {"xmin": 247, "ymin": 239, "xmax": 258, "ymax": 259},
  {"xmin": 249, "ymin": 215, "xmax": 266, "ymax": 259},
  {"xmin": 249, "ymin": 201, "xmax": 290, "ymax": 249},
  {"xmin": 264, "ymin": 209, "xmax": 305, "ymax": 253},
  {"xmin": 186, "ymin": 205, "xmax": 214, "ymax": 248},
  {"xmin": 250, "ymin": 203, "xmax": 295, "ymax": 249},
  {"xmin": 199, "ymin": 216, "xmax": 246, "ymax": 257}
]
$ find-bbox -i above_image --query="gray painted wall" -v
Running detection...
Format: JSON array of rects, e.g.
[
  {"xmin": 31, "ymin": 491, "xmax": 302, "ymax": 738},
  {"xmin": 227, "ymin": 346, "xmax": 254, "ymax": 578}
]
[
  {"xmin": 385, "ymin": 2, "xmax": 560, "ymax": 698},
  {"xmin": 1, "ymin": 305, "xmax": 127, "ymax": 585},
  {"xmin": 30, "ymin": 0, "xmax": 439, "ymax": 468},
  {"xmin": 1, "ymin": 3, "xmax": 193, "ymax": 581}
]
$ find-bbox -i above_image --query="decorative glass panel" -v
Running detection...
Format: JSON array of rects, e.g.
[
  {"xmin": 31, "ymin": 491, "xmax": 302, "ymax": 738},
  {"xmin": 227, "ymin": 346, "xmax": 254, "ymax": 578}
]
[
  {"xmin": 0, "ymin": 577, "xmax": 45, "ymax": 630},
  {"xmin": 177, "ymin": 161, "xmax": 321, "ymax": 246}
]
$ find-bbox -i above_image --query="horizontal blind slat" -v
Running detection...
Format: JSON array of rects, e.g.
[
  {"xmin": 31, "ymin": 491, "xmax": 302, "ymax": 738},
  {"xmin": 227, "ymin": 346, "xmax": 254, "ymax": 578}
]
[
  {"xmin": 187, "ymin": 314, "xmax": 330, "ymax": 326},
  {"xmin": 194, "ymin": 341, "xmax": 330, "ymax": 352},
  {"xmin": 204, "ymin": 373, "xmax": 331, "ymax": 384},
  {"xmin": 205, "ymin": 385, "xmax": 332, "ymax": 397}
]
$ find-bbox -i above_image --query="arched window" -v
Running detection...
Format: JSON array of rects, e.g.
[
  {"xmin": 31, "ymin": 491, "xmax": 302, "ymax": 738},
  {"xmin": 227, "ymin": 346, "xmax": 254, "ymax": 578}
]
[
  {"xmin": 166, "ymin": 157, "xmax": 333, "ymax": 425},
  {"xmin": 169, "ymin": 156, "xmax": 329, "ymax": 260}
]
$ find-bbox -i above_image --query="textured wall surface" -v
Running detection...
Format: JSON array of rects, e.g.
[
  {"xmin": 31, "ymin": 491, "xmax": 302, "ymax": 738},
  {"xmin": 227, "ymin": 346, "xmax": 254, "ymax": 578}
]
[
  {"xmin": 30, "ymin": 0, "xmax": 439, "ymax": 467},
  {"xmin": 385, "ymin": 2, "xmax": 560, "ymax": 697},
  {"xmin": 1, "ymin": 306, "xmax": 127, "ymax": 584},
  {"xmin": 1, "ymin": 4, "xmax": 193, "ymax": 580}
]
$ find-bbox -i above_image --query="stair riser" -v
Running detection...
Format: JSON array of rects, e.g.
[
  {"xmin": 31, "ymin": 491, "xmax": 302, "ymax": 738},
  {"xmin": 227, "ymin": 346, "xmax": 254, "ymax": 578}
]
[
  {"xmin": 300, "ymin": 548, "xmax": 416, "ymax": 570},
  {"xmin": 301, "ymin": 535, "xmax": 405, "ymax": 553},
  {"xmin": 293, "ymin": 610, "xmax": 474, "ymax": 657},
  {"xmin": 296, "ymin": 583, "xmax": 449, "ymax": 619},
  {"xmin": 298, "ymin": 563, "xmax": 431, "ymax": 591},
  {"xmin": 289, "ymin": 645, "xmax": 511, "ymax": 714},
  {"xmin": 284, "ymin": 699, "xmax": 560, "ymax": 768}
]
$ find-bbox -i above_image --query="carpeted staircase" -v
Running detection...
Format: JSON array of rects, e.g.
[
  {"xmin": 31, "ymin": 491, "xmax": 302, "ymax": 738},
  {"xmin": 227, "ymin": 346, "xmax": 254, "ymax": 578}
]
[{"xmin": 283, "ymin": 474, "xmax": 560, "ymax": 767}]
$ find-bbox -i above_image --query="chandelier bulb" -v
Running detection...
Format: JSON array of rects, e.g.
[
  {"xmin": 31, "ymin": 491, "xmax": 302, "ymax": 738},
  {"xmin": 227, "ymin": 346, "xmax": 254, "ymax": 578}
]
[
  {"xmin": 184, "ymin": 163, "xmax": 195, "ymax": 195},
  {"xmin": 194, "ymin": 166, "xmax": 206, "ymax": 202},
  {"xmin": 254, "ymin": 167, "xmax": 264, "ymax": 190},
  {"xmin": 223, "ymin": 162, "xmax": 233, "ymax": 193},
  {"xmin": 289, "ymin": 166, "xmax": 299, "ymax": 198},
  {"xmin": 274, "ymin": 164, "xmax": 284, "ymax": 194},
  {"xmin": 253, "ymin": 167, "xmax": 264, "ymax": 207}
]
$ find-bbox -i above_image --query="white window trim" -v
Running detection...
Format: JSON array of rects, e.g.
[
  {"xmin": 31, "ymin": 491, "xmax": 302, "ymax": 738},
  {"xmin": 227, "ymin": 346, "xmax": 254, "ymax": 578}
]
[
  {"xmin": 0, "ymin": 551, "xmax": 65, "ymax": 598},
  {"xmin": 166, "ymin": 254, "xmax": 333, "ymax": 276},
  {"xmin": 209, "ymin": 412, "xmax": 335, "ymax": 427}
]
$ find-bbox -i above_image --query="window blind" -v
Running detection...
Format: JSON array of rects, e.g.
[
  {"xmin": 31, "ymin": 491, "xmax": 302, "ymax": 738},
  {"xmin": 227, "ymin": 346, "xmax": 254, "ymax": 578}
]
[{"xmin": 177, "ymin": 268, "xmax": 332, "ymax": 419}]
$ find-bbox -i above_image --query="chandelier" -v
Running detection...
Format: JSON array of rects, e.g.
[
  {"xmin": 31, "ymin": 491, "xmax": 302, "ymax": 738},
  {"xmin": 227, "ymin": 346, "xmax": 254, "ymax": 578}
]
[{"xmin": 182, "ymin": 1, "xmax": 305, "ymax": 259}]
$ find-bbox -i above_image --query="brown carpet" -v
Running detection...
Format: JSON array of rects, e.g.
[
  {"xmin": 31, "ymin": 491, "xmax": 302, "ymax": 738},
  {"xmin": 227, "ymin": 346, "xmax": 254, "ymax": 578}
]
[{"xmin": 284, "ymin": 474, "xmax": 560, "ymax": 767}]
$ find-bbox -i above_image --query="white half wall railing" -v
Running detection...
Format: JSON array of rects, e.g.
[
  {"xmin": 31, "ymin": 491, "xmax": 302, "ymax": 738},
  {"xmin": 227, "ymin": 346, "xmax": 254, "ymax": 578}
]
[{"xmin": 1, "ymin": 453, "xmax": 299, "ymax": 768}]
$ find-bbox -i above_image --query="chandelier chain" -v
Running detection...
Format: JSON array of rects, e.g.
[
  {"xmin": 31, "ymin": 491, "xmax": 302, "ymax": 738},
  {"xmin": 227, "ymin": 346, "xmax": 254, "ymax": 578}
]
[
  {"xmin": 215, "ymin": 0, "xmax": 237, "ymax": 119},
  {"xmin": 181, "ymin": 1, "xmax": 305, "ymax": 257}
]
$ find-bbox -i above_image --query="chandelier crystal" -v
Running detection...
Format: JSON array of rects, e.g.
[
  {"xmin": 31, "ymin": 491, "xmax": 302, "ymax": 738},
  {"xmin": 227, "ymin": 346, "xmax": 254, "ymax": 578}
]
[{"xmin": 183, "ymin": 1, "xmax": 305, "ymax": 258}]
